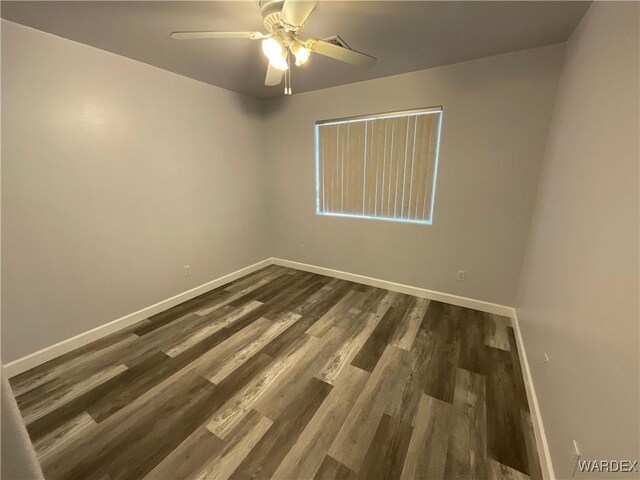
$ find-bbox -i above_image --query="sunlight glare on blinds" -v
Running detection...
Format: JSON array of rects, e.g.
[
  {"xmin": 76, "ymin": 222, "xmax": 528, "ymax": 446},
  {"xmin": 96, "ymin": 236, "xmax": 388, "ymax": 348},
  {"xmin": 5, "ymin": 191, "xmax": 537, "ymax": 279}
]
[{"xmin": 316, "ymin": 108, "xmax": 442, "ymax": 224}]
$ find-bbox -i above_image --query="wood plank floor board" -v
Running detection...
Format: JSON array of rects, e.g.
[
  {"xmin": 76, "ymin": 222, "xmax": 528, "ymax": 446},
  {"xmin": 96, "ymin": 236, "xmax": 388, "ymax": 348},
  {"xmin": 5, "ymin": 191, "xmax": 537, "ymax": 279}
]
[
  {"xmin": 266, "ymin": 276, "xmax": 334, "ymax": 318},
  {"xmin": 42, "ymin": 343, "xmax": 274, "ymax": 478},
  {"xmin": 484, "ymin": 313, "xmax": 512, "ymax": 352},
  {"xmin": 508, "ymin": 327, "xmax": 531, "ymax": 413},
  {"xmin": 151, "ymin": 306, "xmax": 236, "ymax": 357},
  {"xmin": 205, "ymin": 333, "xmax": 320, "ymax": 439},
  {"xmin": 101, "ymin": 376, "xmax": 222, "ymax": 480},
  {"xmin": 26, "ymin": 351, "xmax": 173, "ymax": 441},
  {"xmin": 140, "ymin": 426, "xmax": 223, "ymax": 480},
  {"xmin": 232, "ymin": 270, "xmax": 316, "ymax": 308},
  {"xmin": 132, "ymin": 288, "xmax": 231, "ymax": 336},
  {"xmin": 458, "ymin": 308, "xmax": 489, "ymax": 376},
  {"xmin": 86, "ymin": 350, "xmax": 188, "ymax": 423},
  {"xmin": 521, "ymin": 410, "xmax": 543, "ymax": 480},
  {"xmin": 350, "ymin": 300, "xmax": 411, "ymax": 373},
  {"xmin": 196, "ymin": 273, "xmax": 284, "ymax": 317},
  {"xmin": 222, "ymin": 265, "xmax": 287, "ymax": 294},
  {"xmin": 19, "ymin": 364, "xmax": 128, "ymax": 426},
  {"xmin": 15, "ymin": 378, "xmax": 68, "ymax": 417},
  {"xmin": 401, "ymin": 393, "xmax": 451, "ymax": 480},
  {"xmin": 306, "ymin": 289, "xmax": 363, "ymax": 337},
  {"xmin": 25, "ymin": 317, "xmax": 259, "ymax": 444},
  {"xmin": 219, "ymin": 264, "xmax": 282, "ymax": 291},
  {"xmin": 443, "ymin": 368, "xmax": 488, "ymax": 480},
  {"xmin": 328, "ymin": 344, "xmax": 410, "ymax": 472},
  {"xmin": 315, "ymin": 310, "xmax": 384, "ymax": 385},
  {"xmin": 41, "ymin": 373, "xmax": 217, "ymax": 480},
  {"xmin": 391, "ymin": 297, "xmax": 431, "ymax": 351},
  {"xmin": 228, "ymin": 376, "xmax": 333, "ymax": 480},
  {"xmin": 331, "ymin": 287, "xmax": 392, "ymax": 332},
  {"xmin": 203, "ymin": 350, "xmax": 276, "ymax": 416},
  {"xmin": 357, "ymin": 413, "xmax": 413, "ymax": 480},
  {"xmin": 183, "ymin": 317, "xmax": 274, "ymax": 380},
  {"xmin": 314, "ymin": 455, "xmax": 357, "ymax": 480},
  {"xmin": 252, "ymin": 326, "xmax": 350, "ymax": 421},
  {"xmin": 9, "ymin": 325, "xmax": 147, "ymax": 397},
  {"xmin": 292, "ymin": 278, "xmax": 345, "ymax": 316},
  {"xmin": 259, "ymin": 282, "xmax": 355, "ymax": 359},
  {"xmin": 12, "ymin": 266, "xmax": 541, "ymax": 480},
  {"xmin": 425, "ymin": 334, "xmax": 461, "ymax": 404},
  {"xmin": 32, "ymin": 411, "xmax": 97, "ymax": 464},
  {"xmin": 163, "ymin": 301, "xmax": 263, "ymax": 358},
  {"xmin": 224, "ymin": 277, "xmax": 328, "ymax": 336},
  {"xmin": 421, "ymin": 300, "xmax": 462, "ymax": 339},
  {"xmin": 387, "ymin": 327, "xmax": 441, "ymax": 426},
  {"xmin": 486, "ymin": 347, "xmax": 531, "ymax": 476},
  {"xmin": 273, "ymin": 364, "xmax": 370, "ymax": 479},
  {"xmin": 418, "ymin": 302, "xmax": 463, "ymax": 404},
  {"xmin": 106, "ymin": 352, "xmax": 273, "ymax": 480},
  {"xmin": 229, "ymin": 270, "xmax": 305, "ymax": 306},
  {"xmin": 134, "ymin": 310, "xmax": 226, "ymax": 352},
  {"xmin": 206, "ymin": 311, "xmax": 302, "ymax": 385},
  {"xmin": 12, "ymin": 333, "xmax": 141, "ymax": 405},
  {"xmin": 190, "ymin": 410, "xmax": 273, "ymax": 480},
  {"xmin": 487, "ymin": 459, "xmax": 532, "ymax": 480}
]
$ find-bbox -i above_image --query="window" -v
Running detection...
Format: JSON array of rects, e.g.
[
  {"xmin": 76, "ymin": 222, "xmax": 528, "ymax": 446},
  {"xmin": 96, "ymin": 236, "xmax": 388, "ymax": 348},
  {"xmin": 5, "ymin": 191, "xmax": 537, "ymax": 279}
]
[{"xmin": 315, "ymin": 107, "xmax": 443, "ymax": 225}]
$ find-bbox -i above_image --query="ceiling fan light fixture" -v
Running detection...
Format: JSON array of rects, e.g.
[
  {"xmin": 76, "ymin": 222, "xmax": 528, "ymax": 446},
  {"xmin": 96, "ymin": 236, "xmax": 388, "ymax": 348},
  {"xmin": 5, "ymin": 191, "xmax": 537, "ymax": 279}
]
[
  {"xmin": 270, "ymin": 55, "xmax": 289, "ymax": 71},
  {"xmin": 262, "ymin": 36, "xmax": 288, "ymax": 70},
  {"xmin": 262, "ymin": 37, "xmax": 283, "ymax": 60},
  {"xmin": 291, "ymin": 42, "xmax": 310, "ymax": 66}
]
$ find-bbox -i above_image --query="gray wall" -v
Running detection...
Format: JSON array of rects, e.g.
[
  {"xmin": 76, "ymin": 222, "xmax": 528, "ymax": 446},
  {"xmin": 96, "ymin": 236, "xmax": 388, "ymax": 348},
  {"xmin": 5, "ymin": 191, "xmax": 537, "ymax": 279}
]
[
  {"xmin": 515, "ymin": 3, "xmax": 640, "ymax": 478},
  {"xmin": 263, "ymin": 45, "xmax": 564, "ymax": 306},
  {"xmin": 1, "ymin": 21, "xmax": 268, "ymax": 362}
]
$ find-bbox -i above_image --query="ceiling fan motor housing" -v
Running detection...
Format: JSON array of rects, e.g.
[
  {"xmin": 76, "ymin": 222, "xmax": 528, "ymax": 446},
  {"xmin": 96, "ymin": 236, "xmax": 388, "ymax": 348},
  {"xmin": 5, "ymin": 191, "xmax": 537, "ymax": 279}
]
[{"xmin": 259, "ymin": 0, "xmax": 284, "ymax": 32}]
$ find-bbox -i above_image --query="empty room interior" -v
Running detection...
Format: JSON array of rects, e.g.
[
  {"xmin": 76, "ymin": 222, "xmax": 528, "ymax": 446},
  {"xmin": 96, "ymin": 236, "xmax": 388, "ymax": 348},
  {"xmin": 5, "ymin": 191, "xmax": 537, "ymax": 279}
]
[{"xmin": 1, "ymin": 1, "xmax": 638, "ymax": 479}]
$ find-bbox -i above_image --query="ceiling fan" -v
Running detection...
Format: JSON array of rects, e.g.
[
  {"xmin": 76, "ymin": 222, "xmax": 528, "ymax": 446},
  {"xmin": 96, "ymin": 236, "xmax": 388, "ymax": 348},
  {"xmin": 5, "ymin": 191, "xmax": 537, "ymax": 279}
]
[{"xmin": 170, "ymin": 0, "xmax": 377, "ymax": 95}]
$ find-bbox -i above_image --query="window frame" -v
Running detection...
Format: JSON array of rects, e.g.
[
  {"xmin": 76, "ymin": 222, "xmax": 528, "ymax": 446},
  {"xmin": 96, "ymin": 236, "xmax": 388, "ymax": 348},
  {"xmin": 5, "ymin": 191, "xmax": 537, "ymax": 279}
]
[{"xmin": 314, "ymin": 106, "xmax": 444, "ymax": 225}]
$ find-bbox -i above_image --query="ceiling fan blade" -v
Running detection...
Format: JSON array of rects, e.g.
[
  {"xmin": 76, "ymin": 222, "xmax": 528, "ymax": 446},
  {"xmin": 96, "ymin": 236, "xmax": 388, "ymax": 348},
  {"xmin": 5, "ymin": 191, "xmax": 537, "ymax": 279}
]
[
  {"xmin": 265, "ymin": 63, "xmax": 284, "ymax": 86},
  {"xmin": 281, "ymin": 0, "xmax": 317, "ymax": 27},
  {"xmin": 308, "ymin": 39, "xmax": 377, "ymax": 68},
  {"xmin": 170, "ymin": 31, "xmax": 264, "ymax": 40}
]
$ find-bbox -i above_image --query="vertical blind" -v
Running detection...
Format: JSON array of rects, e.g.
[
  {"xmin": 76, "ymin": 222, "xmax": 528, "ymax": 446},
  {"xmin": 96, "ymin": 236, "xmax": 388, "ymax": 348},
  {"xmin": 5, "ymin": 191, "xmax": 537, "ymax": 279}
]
[{"xmin": 315, "ymin": 108, "xmax": 443, "ymax": 224}]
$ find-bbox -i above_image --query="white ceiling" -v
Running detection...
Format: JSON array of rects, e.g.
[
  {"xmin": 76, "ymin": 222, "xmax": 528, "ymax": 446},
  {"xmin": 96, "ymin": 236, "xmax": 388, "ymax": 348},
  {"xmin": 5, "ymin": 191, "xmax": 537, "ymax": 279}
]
[{"xmin": 1, "ymin": 1, "xmax": 590, "ymax": 99}]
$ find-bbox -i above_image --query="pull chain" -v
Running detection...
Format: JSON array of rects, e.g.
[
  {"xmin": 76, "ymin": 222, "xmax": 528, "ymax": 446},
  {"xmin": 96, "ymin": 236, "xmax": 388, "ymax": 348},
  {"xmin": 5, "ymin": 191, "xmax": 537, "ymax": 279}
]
[
  {"xmin": 284, "ymin": 52, "xmax": 288, "ymax": 95},
  {"xmin": 285, "ymin": 51, "xmax": 292, "ymax": 95}
]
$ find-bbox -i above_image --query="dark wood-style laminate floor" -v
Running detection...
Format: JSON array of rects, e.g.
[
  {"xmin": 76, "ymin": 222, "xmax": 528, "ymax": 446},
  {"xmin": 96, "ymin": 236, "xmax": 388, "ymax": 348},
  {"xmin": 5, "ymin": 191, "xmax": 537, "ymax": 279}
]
[{"xmin": 10, "ymin": 265, "xmax": 542, "ymax": 480}]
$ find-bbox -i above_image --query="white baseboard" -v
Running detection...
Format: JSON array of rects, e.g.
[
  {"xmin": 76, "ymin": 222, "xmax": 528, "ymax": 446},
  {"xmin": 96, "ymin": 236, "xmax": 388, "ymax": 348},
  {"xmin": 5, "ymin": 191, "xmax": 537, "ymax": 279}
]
[
  {"xmin": 3, "ymin": 258, "xmax": 272, "ymax": 378},
  {"xmin": 511, "ymin": 309, "xmax": 555, "ymax": 480},
  {"xmin": 271, "ymin": 257, "xmax": 513, "ymax": 317}
]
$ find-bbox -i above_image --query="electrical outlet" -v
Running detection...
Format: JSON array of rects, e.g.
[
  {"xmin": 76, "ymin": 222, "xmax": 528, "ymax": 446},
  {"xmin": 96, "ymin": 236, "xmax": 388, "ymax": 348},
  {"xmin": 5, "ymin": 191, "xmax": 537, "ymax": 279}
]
[
  {"xmin": 456, "ymin": 270, "xmax": 466, "ymax": 282},
  {"xmin": 184, "ymin": 265, "xmax": 191, "ymax": 276},
  {"xmin": 298, "ymin": 243, "xmax": 305, "ymax": 254},
  {"xmin": 542, "ymin": 353, "xmax": 550, "ymax": 376},
  {"xmin": 569, "ymin": 440, "xmax": 581, "ymax": 477}
]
